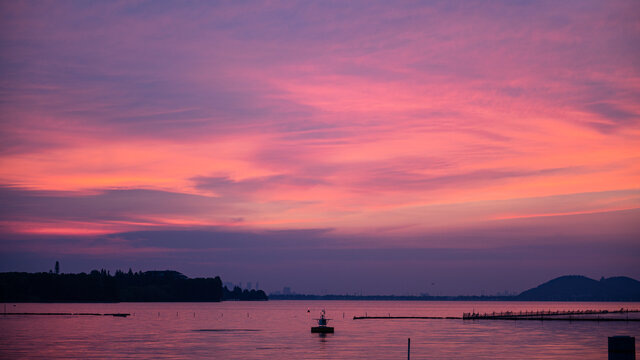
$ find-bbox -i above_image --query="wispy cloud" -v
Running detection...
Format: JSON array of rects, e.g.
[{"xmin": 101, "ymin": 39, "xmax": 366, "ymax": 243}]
[{"xmin": 1, "ymin": 0, "xmax": 639, "ymax": 292}]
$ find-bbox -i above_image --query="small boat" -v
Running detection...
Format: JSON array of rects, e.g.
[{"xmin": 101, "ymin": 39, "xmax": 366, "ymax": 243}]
[{"xmin": 311, "ymin": 309, "xmax": 334, "ymax": 333}]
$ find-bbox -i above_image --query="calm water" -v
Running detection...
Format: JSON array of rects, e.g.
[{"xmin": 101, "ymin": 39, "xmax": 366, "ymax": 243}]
[{"xmin": 1, "ymin": 301, "xmax": 639, "ymax": 359}]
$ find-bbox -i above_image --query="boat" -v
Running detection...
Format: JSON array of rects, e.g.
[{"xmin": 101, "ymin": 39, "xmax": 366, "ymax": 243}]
[{"xmin": 311, "ymin": 309, "xmax": 334, "ymax": 333}]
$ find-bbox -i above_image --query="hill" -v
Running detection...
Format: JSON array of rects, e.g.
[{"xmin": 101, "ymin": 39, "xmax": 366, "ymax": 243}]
[{"xmin": 517, "ymin": 275, "xmax": 640, "ymax": 301}]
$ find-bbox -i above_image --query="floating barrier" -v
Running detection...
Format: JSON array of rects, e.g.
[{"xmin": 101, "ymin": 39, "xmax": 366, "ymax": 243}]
[
  {"xmin": 354, "ymin": 316, "xmax": 460, "ymax": 320},
  {"xmin": 2, "ymin": 312, "xmax": 130, "ymax": 317}
]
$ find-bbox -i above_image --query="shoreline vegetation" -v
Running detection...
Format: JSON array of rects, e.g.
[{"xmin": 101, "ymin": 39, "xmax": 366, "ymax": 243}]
[{"xmin": 0, "ymin": 270, "xmax": 267, "ymax": 303}]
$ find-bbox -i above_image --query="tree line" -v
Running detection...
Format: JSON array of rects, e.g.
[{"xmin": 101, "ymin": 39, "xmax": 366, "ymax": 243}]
[{"xmin": 0, "ymin": 269, "xmax": 267, "ymax": 302}]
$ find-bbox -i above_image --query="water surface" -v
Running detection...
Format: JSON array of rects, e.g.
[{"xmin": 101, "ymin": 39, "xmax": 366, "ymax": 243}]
[{"xmin": 1, "ymin": 301, "xmax": 638, "ymax": 359}]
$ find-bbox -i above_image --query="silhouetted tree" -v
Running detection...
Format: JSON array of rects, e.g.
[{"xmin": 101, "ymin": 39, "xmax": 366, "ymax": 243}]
[{"xmin": 0, "ymin": 270, "xmax": 267, "ymax": 302}]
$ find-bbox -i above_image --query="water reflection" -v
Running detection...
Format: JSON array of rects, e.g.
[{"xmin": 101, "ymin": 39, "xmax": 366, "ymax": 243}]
[{"xmin": 316, "ymin": 333, "xmax": 332, "ymax": 343}]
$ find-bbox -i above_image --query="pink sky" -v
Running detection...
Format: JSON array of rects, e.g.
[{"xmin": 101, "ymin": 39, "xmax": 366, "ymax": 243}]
[{"xmin": 1, "ymin": 1, "xmax": 639, "ymax": 294}]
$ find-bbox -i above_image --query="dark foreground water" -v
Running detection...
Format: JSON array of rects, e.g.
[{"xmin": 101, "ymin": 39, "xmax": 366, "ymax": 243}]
[{"xmin": 1, "ymin": 301, "xmax": 638, "ymax": 359}]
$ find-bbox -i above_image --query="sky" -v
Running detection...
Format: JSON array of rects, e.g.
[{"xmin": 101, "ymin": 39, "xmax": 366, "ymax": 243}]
[{"xmin": 1, "ymin": 0, "xmax": 639, "ymax": 295}]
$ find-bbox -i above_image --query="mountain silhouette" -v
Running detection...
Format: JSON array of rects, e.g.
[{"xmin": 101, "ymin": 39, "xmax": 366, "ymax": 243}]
[{"xmin": 517, "ymin": 275, "xmax": 640, "ymax": 301}]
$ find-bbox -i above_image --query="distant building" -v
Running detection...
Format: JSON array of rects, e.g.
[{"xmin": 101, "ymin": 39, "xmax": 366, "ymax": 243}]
[{"xmin": 283, "ymin": 286, "xmax": 291, "ymax": 295}]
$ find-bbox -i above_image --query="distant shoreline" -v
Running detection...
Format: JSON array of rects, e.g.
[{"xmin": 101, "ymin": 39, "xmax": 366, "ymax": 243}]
[
  {"xmin": 3, "ymin": 272, "xmax": 639, "ymax": 302},
  {"xmin": 270, "ymin": 275, "xmax": 640, "ymax": 302},
  {"xmin": 268, "ymin": 294, "xmax": 640, "ymax": 302},
  {"xmin": 270, "ymin": 294, "xmax": 515, "ymax": 301}
]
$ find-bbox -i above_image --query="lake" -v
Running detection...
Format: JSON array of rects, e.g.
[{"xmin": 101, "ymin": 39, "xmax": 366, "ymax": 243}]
[{"xmin": 1, "ymin": 301, "xmax": 638, "ymax": 359}]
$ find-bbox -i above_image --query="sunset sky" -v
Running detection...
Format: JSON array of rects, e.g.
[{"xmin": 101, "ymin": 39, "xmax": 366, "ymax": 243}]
[{"xmin": 1, "ymin": 0, "xmax": 639, "ymax": 295}]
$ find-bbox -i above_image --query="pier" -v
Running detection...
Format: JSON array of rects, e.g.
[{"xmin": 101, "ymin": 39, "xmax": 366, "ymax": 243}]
[{"xmin": 462, "ymin": 308, "xmax": 640, "ymax": 321}]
